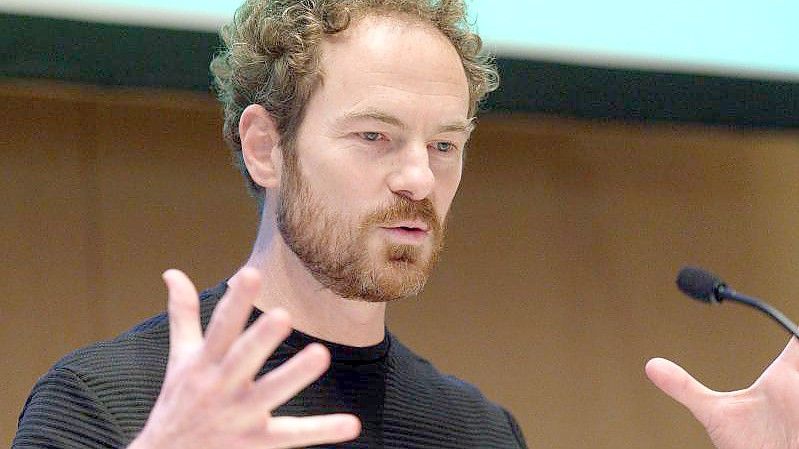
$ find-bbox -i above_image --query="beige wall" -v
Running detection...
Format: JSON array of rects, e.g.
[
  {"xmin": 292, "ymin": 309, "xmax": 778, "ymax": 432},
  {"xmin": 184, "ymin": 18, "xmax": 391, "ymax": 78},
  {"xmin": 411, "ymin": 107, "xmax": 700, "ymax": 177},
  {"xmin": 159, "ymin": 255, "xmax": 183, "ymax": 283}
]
[{"xmin": 3, "ymin": 79, "xmax": 799, "ymax": 448}]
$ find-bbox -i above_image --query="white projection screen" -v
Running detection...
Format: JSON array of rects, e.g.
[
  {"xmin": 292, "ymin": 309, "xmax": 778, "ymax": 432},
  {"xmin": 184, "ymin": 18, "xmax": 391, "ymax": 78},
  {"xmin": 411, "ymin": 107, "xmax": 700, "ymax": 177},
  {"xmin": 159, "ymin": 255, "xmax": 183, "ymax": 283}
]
[{"xmin": 1, "ymin": 0, "xmax": 797, "ymax": 81}]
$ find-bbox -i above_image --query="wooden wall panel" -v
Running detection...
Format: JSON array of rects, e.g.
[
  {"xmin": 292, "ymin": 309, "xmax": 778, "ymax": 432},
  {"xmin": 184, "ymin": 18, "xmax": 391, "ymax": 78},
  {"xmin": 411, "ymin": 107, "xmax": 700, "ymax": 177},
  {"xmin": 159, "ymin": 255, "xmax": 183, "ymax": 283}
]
[
  {"xmin": 0, "ymin": 93, "xmax": 96, "ymax": 440},
  {"xmin": 3, "ymin": 80, "xmax": 799, "ymax": 448},
  {"xmin": 90, "ymin": 97, "xmax": 256, "ymax": 337}
]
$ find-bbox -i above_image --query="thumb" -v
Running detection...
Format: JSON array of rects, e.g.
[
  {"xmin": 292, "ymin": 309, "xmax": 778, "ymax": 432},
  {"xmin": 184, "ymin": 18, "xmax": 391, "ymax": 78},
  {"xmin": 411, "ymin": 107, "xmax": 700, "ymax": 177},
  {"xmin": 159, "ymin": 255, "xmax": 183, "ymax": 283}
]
[
  {"xmin": 646, "ymin": 357, "xmax": 716, "ymax": 421},
  {"xmin": 773, "ymin": 336, "xmax": 799, "ymax": 367}
]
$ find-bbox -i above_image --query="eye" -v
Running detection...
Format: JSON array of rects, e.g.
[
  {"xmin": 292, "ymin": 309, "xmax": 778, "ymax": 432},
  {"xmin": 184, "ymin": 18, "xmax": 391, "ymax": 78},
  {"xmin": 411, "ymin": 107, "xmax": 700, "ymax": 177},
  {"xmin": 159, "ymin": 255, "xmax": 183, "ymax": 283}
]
[
  {"xmin": 359, "ymin": 132, "xmax": 385, "ymax": 142},
  {"xmin": 433, "ymin": 141, "xmax": 456, "ymax": 153}
]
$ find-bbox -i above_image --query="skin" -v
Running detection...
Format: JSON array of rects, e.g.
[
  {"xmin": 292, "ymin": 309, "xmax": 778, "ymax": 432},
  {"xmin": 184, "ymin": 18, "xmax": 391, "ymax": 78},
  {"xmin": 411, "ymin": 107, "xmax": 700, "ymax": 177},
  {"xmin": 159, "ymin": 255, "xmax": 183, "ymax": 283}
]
[
  {"xmin": 129, "ymin": 13, "xmax": 471, "ymax": 448},
  {"xmin": 238, "ymin": 14, "xmax": 471, "ymax": 347},
  {"xmin": 646, "ymin": 343, "xmax": 799, "ymax": 449}
]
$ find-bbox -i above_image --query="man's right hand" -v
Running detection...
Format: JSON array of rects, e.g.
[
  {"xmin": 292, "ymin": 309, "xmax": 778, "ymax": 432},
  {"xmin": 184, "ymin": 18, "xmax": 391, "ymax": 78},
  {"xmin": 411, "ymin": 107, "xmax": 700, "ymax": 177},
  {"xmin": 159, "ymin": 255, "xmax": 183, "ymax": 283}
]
[{"xmin": 127, "ymin": 268, "xmax": 361, "ymax": 449}]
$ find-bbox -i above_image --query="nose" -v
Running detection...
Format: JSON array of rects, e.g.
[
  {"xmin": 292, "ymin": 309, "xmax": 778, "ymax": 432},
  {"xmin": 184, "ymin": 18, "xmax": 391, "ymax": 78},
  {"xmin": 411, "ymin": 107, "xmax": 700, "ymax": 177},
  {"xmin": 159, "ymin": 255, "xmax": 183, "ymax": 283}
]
[{"xmin": 386, "ymin": 143, "xmax": 435, "ymax": 201}]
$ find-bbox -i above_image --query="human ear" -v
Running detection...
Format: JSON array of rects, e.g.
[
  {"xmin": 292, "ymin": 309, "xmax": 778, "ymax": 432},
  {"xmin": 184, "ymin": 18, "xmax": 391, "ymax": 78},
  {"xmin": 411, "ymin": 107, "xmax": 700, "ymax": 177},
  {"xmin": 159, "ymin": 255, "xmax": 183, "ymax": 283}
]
[{"xmin": 239, "ymin": 104, "xmax": 282, "ymax": 189}]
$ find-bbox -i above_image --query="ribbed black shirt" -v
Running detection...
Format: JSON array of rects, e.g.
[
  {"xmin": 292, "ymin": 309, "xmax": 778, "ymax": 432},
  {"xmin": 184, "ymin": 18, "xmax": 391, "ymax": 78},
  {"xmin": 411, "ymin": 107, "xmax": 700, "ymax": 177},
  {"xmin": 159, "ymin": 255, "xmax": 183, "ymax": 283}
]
[{"xmin": 13, "ymin": 282, "xmax": 528, "ymax": 448}]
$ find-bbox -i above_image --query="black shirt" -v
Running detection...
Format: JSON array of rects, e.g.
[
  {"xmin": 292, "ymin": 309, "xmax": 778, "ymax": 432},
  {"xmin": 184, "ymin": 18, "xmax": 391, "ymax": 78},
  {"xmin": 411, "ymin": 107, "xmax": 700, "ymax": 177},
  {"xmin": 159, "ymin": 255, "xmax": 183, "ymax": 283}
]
[{"xmin": 14, "ymin": 282, "xmax": 528, "ymax": 448}]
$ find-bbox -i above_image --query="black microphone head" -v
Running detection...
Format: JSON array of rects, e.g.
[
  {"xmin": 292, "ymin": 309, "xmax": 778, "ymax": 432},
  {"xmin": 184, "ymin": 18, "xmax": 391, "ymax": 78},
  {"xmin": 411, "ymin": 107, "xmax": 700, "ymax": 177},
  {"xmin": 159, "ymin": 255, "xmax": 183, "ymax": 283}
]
[{"xmin": 676, "ymin": 266, "xmax": 726, "ymax": 303}]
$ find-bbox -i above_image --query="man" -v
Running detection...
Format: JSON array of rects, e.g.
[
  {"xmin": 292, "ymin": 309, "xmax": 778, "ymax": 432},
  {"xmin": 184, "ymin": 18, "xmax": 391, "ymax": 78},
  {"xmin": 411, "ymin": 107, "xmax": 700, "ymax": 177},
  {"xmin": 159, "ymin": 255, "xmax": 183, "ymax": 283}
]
[
  {"xmin": 14, "ymin": 1, "xmax": 522, "ymax": 448},
  {"xmin": 12, "ymin": 0, "xmax": 799, "ymax": 448}
]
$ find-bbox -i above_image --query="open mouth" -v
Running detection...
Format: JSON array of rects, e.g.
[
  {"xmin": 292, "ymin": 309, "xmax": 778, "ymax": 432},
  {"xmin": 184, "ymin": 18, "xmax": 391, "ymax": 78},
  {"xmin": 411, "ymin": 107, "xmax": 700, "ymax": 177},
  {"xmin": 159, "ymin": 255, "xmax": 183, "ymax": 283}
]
[
  {"xmin": 381, "ymin": 225, "xmax": 429, "ymax": 243},
  {"xmin": 385, "ymin": 220, "xmax": 430, "ymax": 232}
]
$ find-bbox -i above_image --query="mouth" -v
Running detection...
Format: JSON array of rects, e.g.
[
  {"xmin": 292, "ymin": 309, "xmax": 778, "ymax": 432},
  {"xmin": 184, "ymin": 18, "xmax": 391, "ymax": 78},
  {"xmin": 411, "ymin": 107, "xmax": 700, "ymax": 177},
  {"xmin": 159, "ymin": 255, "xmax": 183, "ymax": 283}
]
[
  {"xmin": 384, "ymin": 221, "xmax": 430, "ymax": 232},
  {"xmin": 380, "ymin": 221, "xmax": 430, "ymax": 243}
]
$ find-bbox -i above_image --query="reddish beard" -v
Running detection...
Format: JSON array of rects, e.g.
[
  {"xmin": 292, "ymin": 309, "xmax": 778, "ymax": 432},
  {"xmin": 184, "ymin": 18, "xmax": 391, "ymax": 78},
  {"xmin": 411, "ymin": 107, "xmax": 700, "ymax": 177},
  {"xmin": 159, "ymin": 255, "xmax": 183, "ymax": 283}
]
[{"xmin": 276, "ymin": 156, "xmax": 445, "ymax": 302}]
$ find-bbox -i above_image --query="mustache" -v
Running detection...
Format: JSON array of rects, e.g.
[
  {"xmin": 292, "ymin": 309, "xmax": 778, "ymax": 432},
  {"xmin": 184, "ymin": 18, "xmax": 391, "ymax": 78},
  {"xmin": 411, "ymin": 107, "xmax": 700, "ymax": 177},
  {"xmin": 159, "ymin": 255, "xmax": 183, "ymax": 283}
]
[{"xmin": 360, "ymin": 196, "xmax": 440, "ymax": 233}]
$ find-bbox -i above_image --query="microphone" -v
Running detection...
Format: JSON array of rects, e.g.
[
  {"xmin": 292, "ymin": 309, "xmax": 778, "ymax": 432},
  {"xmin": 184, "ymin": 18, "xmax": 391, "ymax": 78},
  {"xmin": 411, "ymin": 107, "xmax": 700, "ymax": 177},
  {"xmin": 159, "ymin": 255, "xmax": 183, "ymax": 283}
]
[{"xmin": 676, "ymin": 266, "xmax": 799, "ymax": 339}]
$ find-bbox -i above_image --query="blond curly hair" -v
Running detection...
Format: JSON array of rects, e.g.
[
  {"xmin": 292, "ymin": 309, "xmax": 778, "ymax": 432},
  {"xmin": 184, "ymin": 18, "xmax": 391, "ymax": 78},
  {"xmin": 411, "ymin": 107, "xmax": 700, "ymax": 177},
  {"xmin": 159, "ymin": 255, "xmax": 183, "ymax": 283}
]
[{"xmin": 210, "ymin": 0, "xmax": 499, "ymax": 208}]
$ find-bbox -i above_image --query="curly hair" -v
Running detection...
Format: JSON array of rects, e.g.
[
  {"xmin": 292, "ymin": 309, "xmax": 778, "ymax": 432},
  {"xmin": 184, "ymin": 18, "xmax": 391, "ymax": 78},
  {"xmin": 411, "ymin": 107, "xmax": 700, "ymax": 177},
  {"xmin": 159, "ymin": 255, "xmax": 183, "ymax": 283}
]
[{"xmin": 210, "ymin": 0, "xmax": 499, "ymax": 209}]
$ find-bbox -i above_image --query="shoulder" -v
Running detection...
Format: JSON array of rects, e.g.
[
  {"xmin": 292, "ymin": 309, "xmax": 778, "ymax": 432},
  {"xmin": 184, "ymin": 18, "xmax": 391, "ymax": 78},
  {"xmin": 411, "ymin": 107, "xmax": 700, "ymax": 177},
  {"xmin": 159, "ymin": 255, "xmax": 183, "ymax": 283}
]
[
  {"xmin": 13, "ymin": 365, "xmax": 130, "ymax": 449},
  {"xmin": 54, "ymin": 281, "xmax": 226, "ymax": 376},
  {"xmin": 386, "ymin": 334, "xmax": 529, "ymax": 448},
  {"xmin": 387, "ymin": 334, "xmax": 492, "ymax": 400},
  {"xmin": 14, "ymin": 282, "xmax": 228, "ymax": 445},
  {"xmin": 15, "ymin": 311, "xmax": 169, "ymax": 446}
]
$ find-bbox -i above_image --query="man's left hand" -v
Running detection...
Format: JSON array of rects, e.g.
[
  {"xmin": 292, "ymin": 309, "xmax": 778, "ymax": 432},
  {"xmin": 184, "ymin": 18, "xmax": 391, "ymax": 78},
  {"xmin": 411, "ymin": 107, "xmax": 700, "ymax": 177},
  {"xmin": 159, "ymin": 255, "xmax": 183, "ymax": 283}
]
[{"xmin": 647, "ymin": 338, "xmax": 799, "ymax": 449}]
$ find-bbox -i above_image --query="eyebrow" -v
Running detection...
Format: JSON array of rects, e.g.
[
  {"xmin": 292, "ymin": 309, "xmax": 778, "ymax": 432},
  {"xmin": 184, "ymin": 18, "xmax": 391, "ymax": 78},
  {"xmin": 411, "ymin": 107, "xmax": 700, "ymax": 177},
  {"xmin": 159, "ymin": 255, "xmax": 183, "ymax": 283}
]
[{"xmin": 335, "ymin": 109, "xmax": 475, "ymax": 135}]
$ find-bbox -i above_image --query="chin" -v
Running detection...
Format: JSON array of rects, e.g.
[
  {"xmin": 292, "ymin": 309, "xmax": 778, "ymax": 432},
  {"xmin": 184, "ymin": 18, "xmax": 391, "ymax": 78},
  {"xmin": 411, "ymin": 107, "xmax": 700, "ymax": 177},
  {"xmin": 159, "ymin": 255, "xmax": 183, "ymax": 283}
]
[{"xmin": 368, "ymin": 254, "xmax": 432, "ymax": 301}]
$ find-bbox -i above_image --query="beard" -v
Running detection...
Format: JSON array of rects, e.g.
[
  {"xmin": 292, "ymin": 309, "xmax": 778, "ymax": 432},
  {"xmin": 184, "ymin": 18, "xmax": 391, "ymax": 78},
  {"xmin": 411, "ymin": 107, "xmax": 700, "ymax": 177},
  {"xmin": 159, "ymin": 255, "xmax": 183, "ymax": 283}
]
[{"xmin": 275, "ymin": 154, "xmax": 445, "ymax": 303}]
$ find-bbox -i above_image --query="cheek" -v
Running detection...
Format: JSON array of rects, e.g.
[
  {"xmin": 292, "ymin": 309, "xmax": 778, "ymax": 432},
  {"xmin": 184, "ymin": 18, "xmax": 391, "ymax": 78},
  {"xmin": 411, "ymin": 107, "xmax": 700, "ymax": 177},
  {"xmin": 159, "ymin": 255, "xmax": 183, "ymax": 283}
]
[
  {"xmin": 435, "ymin": 168, "xmax": 462, "ymax": 218},
  {"xmin": 303, "ymin": 156, "xmax": 375, "ymax": 208}
]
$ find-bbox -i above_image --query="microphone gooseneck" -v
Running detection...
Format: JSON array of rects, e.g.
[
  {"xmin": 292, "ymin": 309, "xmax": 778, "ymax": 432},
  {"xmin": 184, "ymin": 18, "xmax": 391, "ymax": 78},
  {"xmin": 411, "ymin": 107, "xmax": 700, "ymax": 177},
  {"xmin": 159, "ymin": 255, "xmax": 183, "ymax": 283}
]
[{"xmin": 675, "ymin": 266, "xmax": 799, "ymax": 339}]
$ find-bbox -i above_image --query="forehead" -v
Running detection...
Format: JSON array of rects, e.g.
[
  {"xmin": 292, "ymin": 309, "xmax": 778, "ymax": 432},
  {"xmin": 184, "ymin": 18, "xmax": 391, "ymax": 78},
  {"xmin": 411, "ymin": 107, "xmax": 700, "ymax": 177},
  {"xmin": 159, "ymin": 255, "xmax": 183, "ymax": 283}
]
[{"xmin": 309, "ymin": 14, "xmax": 471, "ymax": 128}]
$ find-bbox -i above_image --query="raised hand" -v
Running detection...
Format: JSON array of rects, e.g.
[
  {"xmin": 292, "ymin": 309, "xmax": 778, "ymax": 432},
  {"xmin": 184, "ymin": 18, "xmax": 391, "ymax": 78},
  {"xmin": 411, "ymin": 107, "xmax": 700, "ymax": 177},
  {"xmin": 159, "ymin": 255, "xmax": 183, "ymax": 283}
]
[
  {"xmin": 128, "ymin": 268, "xmax": 361, "ymax": 449},
  {"xmin": 647, "ymin": 338, "xmax": 799, "ymax": 449}
]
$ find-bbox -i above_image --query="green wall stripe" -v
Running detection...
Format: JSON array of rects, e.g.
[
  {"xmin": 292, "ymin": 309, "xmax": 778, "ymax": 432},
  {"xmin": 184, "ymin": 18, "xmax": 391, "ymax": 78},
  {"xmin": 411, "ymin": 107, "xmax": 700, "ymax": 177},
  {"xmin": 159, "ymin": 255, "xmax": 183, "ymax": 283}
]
[
  {"xmin": 2, "ymin": 13, "xmax": 797, "ymax": 128},
  {"xmin": 1, "ymin": 14, "xmax": 219, "ymax": 91},
  {"xmin": 488, "ymin": 58, "xmax": 799, "ymax": 129}
]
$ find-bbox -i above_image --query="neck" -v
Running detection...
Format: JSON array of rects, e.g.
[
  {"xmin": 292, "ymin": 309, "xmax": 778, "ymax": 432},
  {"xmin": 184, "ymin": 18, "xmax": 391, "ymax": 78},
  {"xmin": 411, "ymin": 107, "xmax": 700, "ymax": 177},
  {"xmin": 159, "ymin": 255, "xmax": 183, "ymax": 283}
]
[{"xmin": 234, "ymin": 224, "xmax": 386, "ymax": 348}]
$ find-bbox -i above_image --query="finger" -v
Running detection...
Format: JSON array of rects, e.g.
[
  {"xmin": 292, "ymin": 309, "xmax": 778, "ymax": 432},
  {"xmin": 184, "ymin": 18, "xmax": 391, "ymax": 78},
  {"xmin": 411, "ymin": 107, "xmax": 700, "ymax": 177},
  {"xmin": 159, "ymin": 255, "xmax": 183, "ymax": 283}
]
[
  {"xmin": 264, "ymin": 414, "xmax": 361, "ymax": 449},
  {"xmin": 645, "ymin": 357, "xmax": 716, "ymax": 419},
  {"xmin": 220, "ymin": 307, "xmax": 292, "ymax": 386},
  {"xmin": 163, "ymin": 269, "xmax": 202, "ymax": 358},
  {"xmin": 252, "ymin": 343, "xmax": 331, "ymax": 411},
  {"xmin": 203, "ymin": 267, "xmax": 262, "ymax": 361},
  {"xmin": 773, "ymin": 336, "xmax": 799, "ymax": 367}
]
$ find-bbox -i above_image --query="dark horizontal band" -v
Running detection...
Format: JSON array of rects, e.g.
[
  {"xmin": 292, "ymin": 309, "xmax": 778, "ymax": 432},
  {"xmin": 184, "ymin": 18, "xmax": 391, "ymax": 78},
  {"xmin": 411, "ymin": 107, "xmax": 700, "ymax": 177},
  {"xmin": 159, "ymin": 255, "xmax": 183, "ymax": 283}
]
[{"xmin": 2, "ymin": 13, "xmax": 797, "ymax": 128}]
